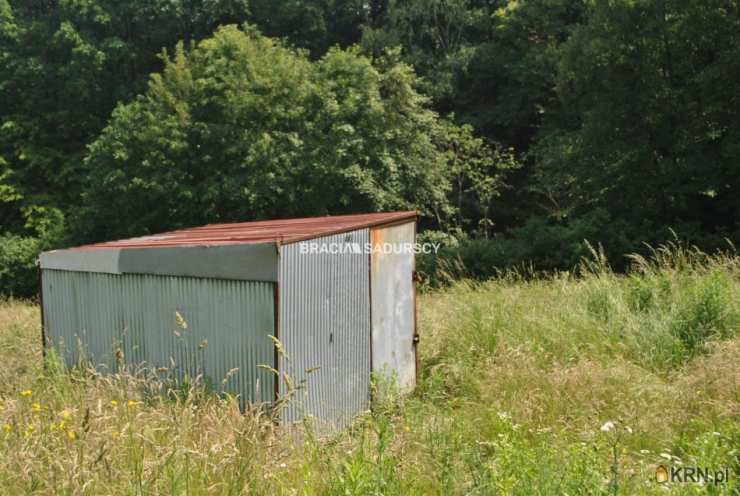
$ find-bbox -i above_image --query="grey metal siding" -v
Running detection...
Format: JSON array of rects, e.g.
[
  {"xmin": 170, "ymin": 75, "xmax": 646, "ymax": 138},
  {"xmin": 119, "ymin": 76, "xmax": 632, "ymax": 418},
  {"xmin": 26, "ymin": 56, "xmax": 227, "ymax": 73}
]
[
  {"xmin": 40, "ymin": 243, "xmax": 278, "ymax": 282},
  {"xmin": 278, "ymin": 229, "xmax": 371, "ymax": 429},
  {"xmin": 41, "ymin": 270, "xmax": 275, "ymax": 405},
  {"xmin": 371, "ymin": 221, "xmax": 416, "ymax": 391}
]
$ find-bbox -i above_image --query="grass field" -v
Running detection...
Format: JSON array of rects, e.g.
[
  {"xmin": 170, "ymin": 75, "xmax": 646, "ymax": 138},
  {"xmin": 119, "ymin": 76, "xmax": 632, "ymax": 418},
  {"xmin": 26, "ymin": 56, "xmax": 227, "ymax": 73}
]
[{"xmin": 0, "ymin": 243, "xmax": 738, "ymax": 495}]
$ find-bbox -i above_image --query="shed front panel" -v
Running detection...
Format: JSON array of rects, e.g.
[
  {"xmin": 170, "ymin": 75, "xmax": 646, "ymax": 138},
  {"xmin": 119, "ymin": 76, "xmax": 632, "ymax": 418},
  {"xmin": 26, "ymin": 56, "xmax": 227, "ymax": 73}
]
[
  {"xmin": 370, "ymin": 221, "xmax": 416, "ymax": 391},
  {"xmin": 41, "ymin": 269, "xmax": 275, "ymax": 405},
  {"xmin": 278, "ymin": 229, "xmax": 371, "ymax": 429}
]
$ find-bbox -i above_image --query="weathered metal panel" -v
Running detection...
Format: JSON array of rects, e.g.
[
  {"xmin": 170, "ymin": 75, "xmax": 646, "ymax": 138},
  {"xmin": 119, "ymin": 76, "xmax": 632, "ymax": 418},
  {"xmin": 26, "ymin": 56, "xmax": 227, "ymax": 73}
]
[
  {"xmin": 39, "ymin": 248, "xmax": 121, "ymax": 274},
  {"xmin": 60, "ymin": 211, "xmax": 416, "ymax": 250},
  {"xmin": 40, "ymin": 243, "xmax": 278, "ymax": 282},
  {"xmin": 370, "ymin": 221, "xmax": 416, "ymax": 391},
  {"xmin": 41, "ymin": 270, "xmax": 275, "ymax": 405},
  {"xmin": 278, "ymin": 229, "xmax": 371, "ymax": 429}
]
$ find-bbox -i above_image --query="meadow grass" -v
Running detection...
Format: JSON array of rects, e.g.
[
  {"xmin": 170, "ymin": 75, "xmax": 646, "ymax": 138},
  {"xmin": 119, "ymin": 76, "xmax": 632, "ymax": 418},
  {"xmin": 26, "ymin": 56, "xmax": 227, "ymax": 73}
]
[{"xmin": 0, "ymin": 243, "xmax": 738, "ymax": 494}]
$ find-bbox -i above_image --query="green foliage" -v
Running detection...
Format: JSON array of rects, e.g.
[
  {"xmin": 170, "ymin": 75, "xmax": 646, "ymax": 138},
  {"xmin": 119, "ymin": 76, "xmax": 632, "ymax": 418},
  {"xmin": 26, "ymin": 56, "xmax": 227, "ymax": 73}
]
[
  {"xmin": 324, "ymin": 408, "xmax": 403, "ymax": 495},
  {"xmin": 421, "ymin": 238, "xmax": 740, "ymax": 375},
  {"xmin": 671, "ymin": 270, "xmax": 736, "ymax": 356},
  {"xmin": 1, "ymin": 0, "xmax": 739, "ymax": 295},
  {"xmin": 533, "ymin": 0, "xmax": 740, "ymax": 251},
  {"xmin": 362, "ymin": 0, "xmax": 589, "ymax": 233},
  {"xmin": 438, "ymin": 118, "xmax": 519, "ymax": 235},
  {"xmin": 249, "ymin": 0, "xmax": 381, "ymax": 55},
  {"xmin": 0, "ymin": 234, "xmax": 39, "ymax": 296},
  {"xmin": 361, "ymin": 0, "xmax": 488, "ymax": 103},
  {"xmin": 0, "ymin": 205, "xmax": 63, "ymax": 296},
  {"xmin": 1, "ymin": 247, "xmax": 739, "ymax": 494},
  {"xmin": 418, "ymin": 208, "xmax": 638, "ymax": 285},
  {"xmin": 363, "ymin": 0, "xmax": 739, "ymax": 271},
  {"xmin": 0, "ymin": 0, "xmax": 252, "ymax": 246},
  {"xmin": 76, "ymin": 26, "xmax": 507, "ymax": 241}
]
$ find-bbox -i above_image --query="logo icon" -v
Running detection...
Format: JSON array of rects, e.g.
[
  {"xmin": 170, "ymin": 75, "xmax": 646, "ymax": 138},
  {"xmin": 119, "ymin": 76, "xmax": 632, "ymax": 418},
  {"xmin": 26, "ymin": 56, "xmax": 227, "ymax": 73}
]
[{"xmin": 656, "ymin": 465, "xmax": 669, "ymax": 483}]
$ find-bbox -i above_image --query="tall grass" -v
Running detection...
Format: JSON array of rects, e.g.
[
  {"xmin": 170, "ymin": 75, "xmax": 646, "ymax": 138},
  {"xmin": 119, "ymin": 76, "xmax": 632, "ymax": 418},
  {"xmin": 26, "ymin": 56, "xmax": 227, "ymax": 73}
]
[{"xmin": 0, "ymin": 242, "xmax": 738, "ymax": 494}]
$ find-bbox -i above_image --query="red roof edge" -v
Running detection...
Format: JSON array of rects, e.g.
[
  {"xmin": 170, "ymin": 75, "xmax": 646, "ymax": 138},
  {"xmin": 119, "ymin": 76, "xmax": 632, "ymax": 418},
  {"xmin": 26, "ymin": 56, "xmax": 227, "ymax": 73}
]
[
  {"xmin": 279, "ymin": 210, "xmax": 417, "ymax": 245},
  {"xmin": 65, "ymin": 211, "xmax": 418, "ymax": 251}
]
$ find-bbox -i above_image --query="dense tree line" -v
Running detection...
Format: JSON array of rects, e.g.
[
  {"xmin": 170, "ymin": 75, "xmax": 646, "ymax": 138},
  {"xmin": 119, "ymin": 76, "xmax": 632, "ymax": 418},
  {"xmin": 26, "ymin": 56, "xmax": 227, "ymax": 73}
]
[{"xmin": 1, "ymin": 0, "xmax": 738, "ymax": 294}]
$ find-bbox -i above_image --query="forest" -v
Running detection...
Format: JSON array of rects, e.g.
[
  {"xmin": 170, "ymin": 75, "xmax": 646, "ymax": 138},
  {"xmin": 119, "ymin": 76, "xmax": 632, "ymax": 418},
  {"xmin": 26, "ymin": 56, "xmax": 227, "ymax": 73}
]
[{"xmin": 1, "ymin": 0, "xmax": 739, "ymax": 295}]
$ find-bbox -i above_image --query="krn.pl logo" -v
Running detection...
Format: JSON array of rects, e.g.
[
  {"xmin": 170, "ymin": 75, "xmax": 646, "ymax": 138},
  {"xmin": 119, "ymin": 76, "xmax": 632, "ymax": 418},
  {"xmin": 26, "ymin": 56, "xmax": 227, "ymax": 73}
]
[{"xmin": 655, "ymin": 465, "xmax": 669, "ymax": 483}]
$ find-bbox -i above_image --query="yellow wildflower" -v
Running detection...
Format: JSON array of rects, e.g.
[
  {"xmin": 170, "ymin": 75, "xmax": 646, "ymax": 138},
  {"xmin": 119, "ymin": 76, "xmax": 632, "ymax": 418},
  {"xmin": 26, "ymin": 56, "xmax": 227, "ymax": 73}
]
[
  {"xmin": 2, "ymin": 423, "xmax": 11, "ymax": 433},
  {"xmin": 24, "ymin": 425, "xmax": 34, "ymax": 437},
  {"xmin": 127, "ymin": 400, "xmax": 138, "ymax": 408},
  {"xmin": 59, "ymin": 409, "xmax": 72, "ymax": 420},
  {"xmin": 110, "ymin": 400, "xmax": 118, "ymax": 407},
  {"xmin": 20, "ymin": 390, "xmax": 32, "ymax": 397},
  {"xmin": 58, "ymin": 420, "xmax": 66, "ymax": 430},
  {"xmin": 31, "ymin": 402, "xmax": 42, "ymax": 412},
  {"xmin": 67, "ymin": 430, "xmax": 77, "ymax": 440}
]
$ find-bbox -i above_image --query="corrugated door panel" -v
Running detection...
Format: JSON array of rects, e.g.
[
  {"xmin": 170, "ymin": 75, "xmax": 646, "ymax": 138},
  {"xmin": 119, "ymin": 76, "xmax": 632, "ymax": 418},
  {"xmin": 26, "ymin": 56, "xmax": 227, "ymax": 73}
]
[
  {"xmin": 278, "ymin": 229, "xmax": 371, "ymax": 430},
  {"xmin": 370, "ymin": 221, "xmax": 416, "ymax": 391},
  {"xmin": 41, "ymin": 270, "xmax": 275, "ymax": 405}
]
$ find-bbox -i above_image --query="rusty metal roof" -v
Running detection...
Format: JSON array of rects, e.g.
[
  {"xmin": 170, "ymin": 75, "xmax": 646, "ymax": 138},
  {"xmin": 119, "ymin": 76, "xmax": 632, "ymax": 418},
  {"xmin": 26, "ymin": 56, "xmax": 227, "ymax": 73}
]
[{"xmin": 71, "ymin": 211, "xmax": 417, "ymax": 250}]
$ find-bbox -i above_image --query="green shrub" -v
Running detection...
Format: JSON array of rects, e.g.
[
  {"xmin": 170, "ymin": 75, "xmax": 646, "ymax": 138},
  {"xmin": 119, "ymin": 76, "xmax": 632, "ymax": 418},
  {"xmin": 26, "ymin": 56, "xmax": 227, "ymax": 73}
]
[
  {"xmin": 671, "ymin": 270, "xmax": 736, "ymax": 354},
  {"xmin": 418, "ymin": 210, "xmax": 737, "ymax": 289},
  {"xmin": 626, "ymin": 273, "xmax": 656, "ymax": 312},
  {"xmin": 586, "ymin": 285, "xmax": 616, "ymax": 322},
  {"xmin": 418, "ymin": 209, "xmax": 638, "ymax": 287},
  {"xmin": 417, "ymin": 236, "xmax": 519, "ymax": 287},
  {"xmin": 0, "ymin": 234, "xmax": 41, "ymax": 297}
]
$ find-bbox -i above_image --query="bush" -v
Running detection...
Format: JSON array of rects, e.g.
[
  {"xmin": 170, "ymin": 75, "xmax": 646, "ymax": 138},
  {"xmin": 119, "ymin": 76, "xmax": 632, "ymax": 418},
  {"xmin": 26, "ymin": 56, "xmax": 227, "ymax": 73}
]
[
  {"xmin": 418, "ymin": 209, "xmax": 737, "ymax": 288},
  {"xmin": 671, "ymin": 270, "xmax": 736, "ymax": 355},
  {"xmin": 417, "ymin": 236, "xmax": 519, "ymax": 287},
  {"xmin": 0, "ymin": 234, "xmax": 41, "ymax": 297},
  {"xmin": 417, "ymin": 209, "xmax": 636, "ymax": 286}
]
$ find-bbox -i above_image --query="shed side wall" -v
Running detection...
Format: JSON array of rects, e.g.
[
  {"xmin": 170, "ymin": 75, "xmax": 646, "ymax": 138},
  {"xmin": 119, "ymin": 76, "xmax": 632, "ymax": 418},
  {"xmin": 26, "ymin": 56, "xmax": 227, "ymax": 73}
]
[
  {"xmin": 42, "ymin": 270, "xmax": 275, "ymax": 405},
  {"xmin": 278, "ymin": 228, "xmax": 371, "ymax": 429}
]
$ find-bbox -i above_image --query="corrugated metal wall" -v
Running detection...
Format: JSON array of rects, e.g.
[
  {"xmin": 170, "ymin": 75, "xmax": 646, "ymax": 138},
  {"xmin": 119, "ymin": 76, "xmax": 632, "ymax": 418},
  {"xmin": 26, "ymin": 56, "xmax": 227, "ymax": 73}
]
[
  {"xmin": 278, "ymin": 229, "xmax": 371, "ymax": 429},
  {"xmin": 41, "ymin": 269, "xmax": 275, "ymax": 405}
]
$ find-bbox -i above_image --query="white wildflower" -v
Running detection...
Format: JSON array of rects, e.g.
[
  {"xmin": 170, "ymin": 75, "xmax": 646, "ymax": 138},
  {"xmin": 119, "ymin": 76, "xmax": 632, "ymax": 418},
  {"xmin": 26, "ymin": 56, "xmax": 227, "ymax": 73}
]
[{"xmin": 600, "ymin": 421, "xmax": 615, "ymax": 433}]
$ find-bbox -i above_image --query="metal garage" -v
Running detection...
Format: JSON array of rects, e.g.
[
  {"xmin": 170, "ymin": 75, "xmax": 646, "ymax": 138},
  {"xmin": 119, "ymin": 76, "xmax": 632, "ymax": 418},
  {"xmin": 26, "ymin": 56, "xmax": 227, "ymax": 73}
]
[{"xmin": 39, "ymin": 211, "xmax": 418, "ymax": 428}]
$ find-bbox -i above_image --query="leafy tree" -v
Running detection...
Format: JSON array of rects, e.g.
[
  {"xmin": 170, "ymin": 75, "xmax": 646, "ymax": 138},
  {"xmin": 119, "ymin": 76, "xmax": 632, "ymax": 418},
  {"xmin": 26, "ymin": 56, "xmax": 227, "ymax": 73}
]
[
  {"xmin": 361, "ymin": 0, "xmax": 489, "ymax": 107},
  {"xmin": 0, "ymin": 0, "xmax": 252, "ymax": 237},
  {"xmin": 438, "ymin": 118, "xmax": 518, "ymax": 236},
  {"xmin": 533, "ymin": 0, "xmax": 740, "ymax": 248},
  {"xmin": 76, "ymin": 26, "xmax": 506, "ymax": 241},
  {"xmin": 249, "ymin": 0, "xmax": 382, "ymax": 55},
  {"xmin": 361, "ymin": 0, "xmax": 588, "ymax": 231},
  {"xmin": 2, "ymin": 0, "xmax": 738, "ymax": 293}
]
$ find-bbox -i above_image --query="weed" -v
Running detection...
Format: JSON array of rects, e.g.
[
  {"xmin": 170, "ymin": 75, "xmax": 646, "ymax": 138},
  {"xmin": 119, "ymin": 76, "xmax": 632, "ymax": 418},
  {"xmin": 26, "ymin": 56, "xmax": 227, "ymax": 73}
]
[{"xmin": 0, "ymin": 241, "xmax": 737, "ymax": 494}]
